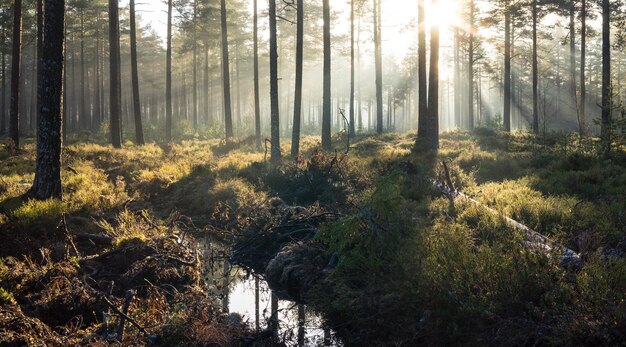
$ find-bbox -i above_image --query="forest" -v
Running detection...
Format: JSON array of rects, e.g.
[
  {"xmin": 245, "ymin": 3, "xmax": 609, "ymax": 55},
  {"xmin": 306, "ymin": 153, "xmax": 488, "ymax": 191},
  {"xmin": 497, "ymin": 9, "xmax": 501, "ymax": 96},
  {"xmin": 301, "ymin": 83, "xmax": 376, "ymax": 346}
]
[{"xmin": 0, "ymin": 0, "xmax": 626, "ymax": 345}]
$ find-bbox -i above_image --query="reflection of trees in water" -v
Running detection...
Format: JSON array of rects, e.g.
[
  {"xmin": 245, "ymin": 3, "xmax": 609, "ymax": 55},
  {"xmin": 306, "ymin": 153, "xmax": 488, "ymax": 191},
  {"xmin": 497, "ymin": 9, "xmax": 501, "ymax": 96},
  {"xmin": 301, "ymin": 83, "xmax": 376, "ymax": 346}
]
[{"xmin": 199, "ymin": 238, "xmax": 339, "ymax": 345}]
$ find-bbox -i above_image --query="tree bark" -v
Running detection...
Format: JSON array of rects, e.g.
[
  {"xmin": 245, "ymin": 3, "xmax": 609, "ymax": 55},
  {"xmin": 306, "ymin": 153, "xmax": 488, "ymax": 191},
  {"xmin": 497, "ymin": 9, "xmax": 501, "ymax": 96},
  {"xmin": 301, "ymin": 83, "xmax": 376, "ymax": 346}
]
[
  {"xmin": 349, "ymin": 0, "xmax": 355, "ymax": 136},
  {"xmin": 108, "ymin": 0, "xmax": 122, "ymax": 148},
  {"xmin": 30, "ymin": 0, "xmax": 65, "ymax": 200},
  {"xmin": 253, "ymin": 0, "xmax": 261, "ymax": 148},
  {"xmin": 220, "ymin": 0, "xmax": 234, "ymax": 139},
  {"xmin": 374, "ymin": 0, "xmax": 383, "ymax": 134},
  {"xmin": 468, "ymin": 0, "xmax": 475, "ymax": 131},
  {"xmin": 580, "ymin": 0, "xmax": 586, "ymax": 135},
  {"xmin": 532, "ymin": 0, "xmax": 539, "ymax": 133},
  {"xmin": 129, "ymin": 0, "xmax": 144, "ymax": 144},
  {"xmin": 291, "ymin": 0, "xmax": 304, "ymax": 158},
  {"xmin": 192, "ymin": 0, "xmax": 198, "ymax": 131},
  {"xmin": 600, "ymin": 0, "xmax": 610, "ymax": 155},
  {"xmin": 503, "ymin": 1, "xmax": 511, "ymax": 132},
  {"xmin": 10, "ymin": 0, "xmax": 22, "ymax": 149},
  {"xmin": 427, "ymin": 0, "xmax": 440, "ymax": 150},
  {"xmin": 165, "ymin": 0, "xmax": 173, "ymax": 141},
  {"xmin": 321, "ymin": 0, "xmax": 332, "ymax": 150},
  {"xmin": 416, "ymin": 0, "xmax": 427, "ymax": 141},
  {"xmin": 269, "ymin": 0, "xmax": 281, "ymax": 161}
]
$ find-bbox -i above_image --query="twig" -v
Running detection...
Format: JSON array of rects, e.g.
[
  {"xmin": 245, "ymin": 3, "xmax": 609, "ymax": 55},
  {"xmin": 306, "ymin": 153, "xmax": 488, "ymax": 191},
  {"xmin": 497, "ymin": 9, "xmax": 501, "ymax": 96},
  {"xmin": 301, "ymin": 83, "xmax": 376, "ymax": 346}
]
[
  {"xmin": 116, "ymin": 290, "xmax": 136, "ymax": 341},
  {"xmin": 103, "ymin": 295, "xmax": 151, "ymax": 338}
]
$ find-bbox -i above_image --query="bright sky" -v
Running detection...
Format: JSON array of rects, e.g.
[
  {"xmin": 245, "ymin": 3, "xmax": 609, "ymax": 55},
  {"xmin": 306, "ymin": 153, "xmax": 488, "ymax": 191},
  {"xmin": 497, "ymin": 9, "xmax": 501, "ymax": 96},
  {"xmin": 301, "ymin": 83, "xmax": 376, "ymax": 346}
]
[{"xmin": 119, "ymin": 0, "xmax": 463, "ymax": 63}]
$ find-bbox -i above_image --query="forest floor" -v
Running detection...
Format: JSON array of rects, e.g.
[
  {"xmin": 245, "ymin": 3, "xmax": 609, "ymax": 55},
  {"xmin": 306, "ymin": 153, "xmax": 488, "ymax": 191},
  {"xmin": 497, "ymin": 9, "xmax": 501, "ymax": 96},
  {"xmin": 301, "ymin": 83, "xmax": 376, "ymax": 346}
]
[{"xmin": 0, "ymin": 130, "xmax": 625, "ymax": 346}]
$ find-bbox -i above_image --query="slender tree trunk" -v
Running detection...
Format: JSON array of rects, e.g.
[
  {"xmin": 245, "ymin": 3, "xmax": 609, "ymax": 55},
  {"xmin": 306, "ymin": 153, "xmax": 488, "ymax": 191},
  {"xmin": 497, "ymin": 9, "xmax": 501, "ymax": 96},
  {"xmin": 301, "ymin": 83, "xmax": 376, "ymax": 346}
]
[
  {"xmin": 192, "ymin": 0, "xmax": 198, "ymax": 130},
  {"xmin": 204, "ymin": 43, "xmax": 209, "ymax": 125},
  {"xmin": 291, "ymin": 0, "xmax": 304, "ymax": 157},
  {"xmin": 503, "ymin": 1, "xmax": 511, "ymax": 132},
  {"xmin": 1, "ymin": 49, "xmax": 5, "ymax": 134},
  {"xmin": 468, "ymin": 0, "xmax": 475, "ymax": 131},
  {"xmin": 373, "ymin": 0, "xmax": 383, "ymax": 134},
  {"xmin": 454, "ymin": 27, "xmax": 460, "ymax": 128},
  {"xmin": 269, "ymin": 0, "xmax": 281, "ymax": 161},
  {"xmin": 10, "ymin": 0, "xmax": 23, "ymax": 149},
  {"xmin": 94, "ymin": 13, "xmax": 101, "ymax": 130},
  {"xmin": 80, "ymin": 10, "xmax": 87, "ymax": 129},
  {"xmin": 349, "ymin": 0, "xmax": 355, "ymax": 136},
  {"xmin": 569, "ymin": 0, "xmax": 577, "ymax": 117},
  {"xmin": 30, "ymin": 0, "xmax": 65, "ymax": 200},
  {"xmin": 416, "ymin": 0, "xmax": 427, "ymax": 141},
  {"xmin": 36, "ymin": 0, "xmax": 43, "ymax": 131},
  {"xmin": 321, "ymin": 0, "xmax": 332, "ymax": 149},
  {"xmin": 108, "ymin": 0, "xmax": 122, "ymax": 148},
  {"xmin": 427, "ymin": 0, "xmax": 440, "ymax": 150},
  {"xmin": 165, "ymin": 0, "xmax": 173, "ymax": 141},
  {"xmin": 129, "ymin": 0, "xmax": 144, "ymax": 144},
  {"xmin": 600, "ymin": 0, "xmax": 610, "ymax": 155},
  {"xmin": 580, "ymin": 0, "xmax": 586, "ymax": 135},
  {"xmin": 253, "ymin": 0, "xmax": 261, "ymax": 148},
  {"xmin": 220, "ymin": 0, "xmax": 234, "ymax": 139},
  {"xmin": 532, "ymin": 0, "xmax": 539, "ymax": 133}
]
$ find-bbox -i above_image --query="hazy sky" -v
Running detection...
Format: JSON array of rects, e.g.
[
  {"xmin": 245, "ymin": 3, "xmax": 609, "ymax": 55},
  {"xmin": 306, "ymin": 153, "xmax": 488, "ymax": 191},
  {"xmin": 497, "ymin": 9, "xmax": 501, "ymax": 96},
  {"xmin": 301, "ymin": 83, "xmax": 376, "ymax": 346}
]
[{"xmin": 117, "ymin": 0, "xmax": 458, "ymax": 63}]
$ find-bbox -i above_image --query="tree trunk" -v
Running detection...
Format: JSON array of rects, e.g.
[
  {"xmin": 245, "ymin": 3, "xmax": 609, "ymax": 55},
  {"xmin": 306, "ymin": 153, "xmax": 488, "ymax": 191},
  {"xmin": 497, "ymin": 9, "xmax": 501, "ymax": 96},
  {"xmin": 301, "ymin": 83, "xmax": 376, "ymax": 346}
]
[
  {"xmin": 503, "ymin": 1, "xmax": 511, "ymax": 132},
  {"xmin": 321, "ymin": 0, "xmax": 332, "ymax": 150},
  {"xmin": 220, "ymin": 0, "xmax": 234, "ymax": 139},
  {"xmin": 468, "ymin": 0, "xmax": 475, "ymax": 131},
  {"xmin": 36, "ymin": 0, "xmax": 43, "ymax": 131},
  {"xmin": 454, "ymin": 27, "xmax": 460, "ymax": 129},
  {"xmin": 204, "ymin": 43, "xmax": 210, "ymax": 125},
  {"xmin": 580, "ymin": 0, "xmax": 586, "ymax": 135},
  {"xmin": 93, "ymin": 13, "xmax": 101, "ymax": 130},
  {"xmin": 532, "ymin": 0, "xmax": 539, "ymax": 134},
  {"xmin": 108, "ymin": 0, "xmax": 122, "ymax": 148},
  {"xmin": 253, "ymin": 0, "xmax": 261, "ymax": 148},
  {"xmin": 165, "ymin": 0, "xmax": 173, "ymax": 141},
  {"xmin": 427, "ymin": 0, "xmax": 440, "ymax": 150},
  {"xmin": 80, "ymin": 10, "xmax": 87, "ymax": 129},
  {"xmin": 192, "ymin": 0, "xmax": 198, "ymax": 131},
  {"xmin": 569, "ymin": 0, "xmax": 576, "ymax": 119},
  {"xmin": 30, "ymin": 0, "xmax": 65, "ymax": 200},
  {"xmin": 269, "ymin": 0, "xmax": 281, "ymax": 161},
  {"xmin": 349, "ymin": 0, "xmax": 355, "ymax": 136},
  {"xmin": 373, "ymin": 0, "xmax": 383, "ymax": 135},
  {"xmin": 10, "ymin": 0, "xmax": 22, "ymax": 149},
  {"xmin": 291, "ymin": 0, "xmax": 304, "ymax": 158},
  {"xmin": 129, "ymin": 0, "xmax": 144, "ymax": 144},
  {"xmin": 600, "ymin": 0, "xmax": 610, "ymax": 155},
  {"xmin": 1, "ymin": 39, "xmax": 6, "ymax": 134},
  {"xmin": 416, "ymin": 0, "xmax": 427, "ymax": 141}
]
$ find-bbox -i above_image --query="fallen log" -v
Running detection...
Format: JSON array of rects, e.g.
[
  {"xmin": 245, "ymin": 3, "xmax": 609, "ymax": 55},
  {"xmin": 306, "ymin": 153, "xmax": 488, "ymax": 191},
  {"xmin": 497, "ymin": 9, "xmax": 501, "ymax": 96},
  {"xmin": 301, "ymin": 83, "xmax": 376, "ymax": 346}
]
[{"xmin": 431, "ymin": 178, "xmax": 581, "ymax": 269}]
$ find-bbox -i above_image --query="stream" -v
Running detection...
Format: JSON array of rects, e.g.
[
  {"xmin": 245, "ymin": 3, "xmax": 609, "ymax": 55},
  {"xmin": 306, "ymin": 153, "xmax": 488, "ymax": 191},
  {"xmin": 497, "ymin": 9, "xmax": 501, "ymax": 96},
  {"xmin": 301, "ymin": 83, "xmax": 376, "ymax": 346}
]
[{"xmin": 200, "ymin": 236, "xmax": 342, "ymax": 346}]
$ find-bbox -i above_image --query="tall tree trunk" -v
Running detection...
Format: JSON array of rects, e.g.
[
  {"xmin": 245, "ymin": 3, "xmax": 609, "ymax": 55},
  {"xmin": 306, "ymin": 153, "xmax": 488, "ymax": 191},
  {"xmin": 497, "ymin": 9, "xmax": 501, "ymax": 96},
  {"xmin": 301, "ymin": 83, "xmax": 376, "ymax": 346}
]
[
  {"xmin": 580, "ymin": 0, "xmax": 586, "ymax": 135},
  {"xmin": 1, "ymin": 48, "xmax": 5, "ymax": 134},
  {"xmin": 416, "ymin": 0, "xmax": 427, "ymax": 141},
  {"xmin": 321, "ymin": 0, "xmax": 332, "ymax": 149},
  {"xmin": 108, "ymin": 0, "xmax": 122, "ymax": 148},
  {"xmin": 30, "ymin": 0, "xmax": 65, "ymax": 200},
  {"xmin": 220, "ymin": 0, "xmax": 233, "ymax": 139},
  {"xmin": 36, "ymin": 0, "xmax": 43, "ymax": 131},
  {"xmin": 204, "ymin": 43, "xmax": 210, "ymax": 125},
  {"xmin": 427, "ymin": 0, "xmax": 440, "ymax": 150},
  {"xmin": 569, "ymin": 0, "xmax": 576, "ymax": 118},
  {"xmin": 349, "ymin": 0, "xmax": 355, "ymax": 136},
  {"xmin": 454, "ymin": 27, "xmax": 460, "ymax": 128},
  {"xmin": 165, "ymin": 0, "xmax": 173, "ymax": 141},
  {"xmin": 373, "ymin": 0, "xmax": 383, "ymax": 134},
  {"xmin": 600, "ymin": 0, "xmax": 610, "ymax": 155},
  {"xmin": 80, "ymin": 10, "xmax": 87, "ymax": 129},
  {"xmin": 192, "ymin": 0, "xmax": 198, "ymax": 130},
  {"xmin": 291, "ymin": 0, "xmax": 304, "ymax": 157},
  {"xmin": 269, "ymin": 0, "xmax": 281, "ymax": 161},
  {"xmin": 532, "ymin": 0, "xmax": 539, "ymax": 133},
  {"xmin": 10, "ymin": 0, "xmax": 22, "ymax": 149},
  {"xmin": 503, "ymin": 1, "xmax": 511, "ymax": 132},
  {"xmin": 93, "ymin": 13, "xmax": 101, "ymax": 130},
  {"xmin": 129, "ymin": 0, "xmax": 144, "ymax": 144},
  {"xmin": 468, "ymin": 0, "xmax": 475, "ymax": 131},
  {"xmin": 253, "ymin": 0, "xmax": 261, "ymax": 148}
]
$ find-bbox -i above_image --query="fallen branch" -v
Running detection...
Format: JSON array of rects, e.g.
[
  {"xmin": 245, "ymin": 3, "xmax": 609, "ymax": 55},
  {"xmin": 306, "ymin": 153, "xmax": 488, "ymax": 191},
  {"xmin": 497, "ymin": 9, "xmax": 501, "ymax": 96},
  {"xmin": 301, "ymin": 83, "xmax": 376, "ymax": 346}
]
[
  {"xmin": 103, "ymin": 295, "xmax": 151, "ymax": 338},
  {"xmin": 431, "ymin": 178, "xmax": 581, "ymax": 268}
]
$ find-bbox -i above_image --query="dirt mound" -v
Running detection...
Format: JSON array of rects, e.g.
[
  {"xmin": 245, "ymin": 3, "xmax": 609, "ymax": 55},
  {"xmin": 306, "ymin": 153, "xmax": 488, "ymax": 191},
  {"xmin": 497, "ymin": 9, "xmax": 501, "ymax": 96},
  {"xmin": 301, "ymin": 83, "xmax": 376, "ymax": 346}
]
[{"xmin": 0, "ymin": 305, "xmax": 68, "ymax": 346}]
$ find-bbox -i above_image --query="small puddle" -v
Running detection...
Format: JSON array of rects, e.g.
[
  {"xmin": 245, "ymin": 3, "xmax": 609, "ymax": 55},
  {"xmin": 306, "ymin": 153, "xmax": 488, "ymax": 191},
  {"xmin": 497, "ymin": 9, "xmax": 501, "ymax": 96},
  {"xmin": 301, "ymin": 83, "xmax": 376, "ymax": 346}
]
[{"xmin": 200, "ymin": 237, "xmax": 341, "ymax": 346}]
